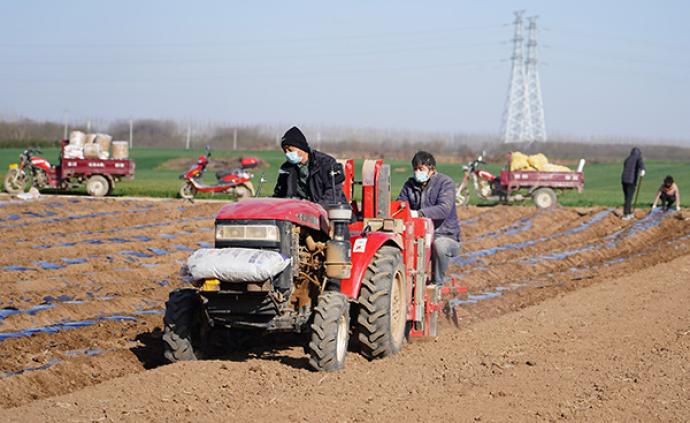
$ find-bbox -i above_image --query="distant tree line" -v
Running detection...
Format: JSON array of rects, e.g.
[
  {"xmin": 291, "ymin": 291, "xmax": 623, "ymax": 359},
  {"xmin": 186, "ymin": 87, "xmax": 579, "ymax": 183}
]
[{"xmin": 1, "ymin": 117, "xmax": 689, "ymax": 161}]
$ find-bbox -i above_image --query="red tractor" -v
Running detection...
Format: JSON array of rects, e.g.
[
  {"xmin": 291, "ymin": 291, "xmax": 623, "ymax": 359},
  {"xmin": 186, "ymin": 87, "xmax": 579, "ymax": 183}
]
[{"xmin": 163, "ymin": 159, "xmax": 465, "ymax": 371}]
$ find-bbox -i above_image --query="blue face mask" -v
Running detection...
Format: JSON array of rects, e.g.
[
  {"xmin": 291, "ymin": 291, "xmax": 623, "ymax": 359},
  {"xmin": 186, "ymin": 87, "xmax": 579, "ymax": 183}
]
[
  {"xmin": 414, "ymin": 170, "xmax": 430, "ymax": 183},
  {"xmin": 285, "ymin": 151, "xmax": 301, "ymax": 164}
]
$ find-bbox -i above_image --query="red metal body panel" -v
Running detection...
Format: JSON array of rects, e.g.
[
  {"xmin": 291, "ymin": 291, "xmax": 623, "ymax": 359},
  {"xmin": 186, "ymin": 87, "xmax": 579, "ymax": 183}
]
[
  {"xmin": 362, "ymin": 159, "xmax": 383, "ymax": 218},
  {"xmin": 340, "ymin": 231, "xmax": 403, "ymax": 299},
  {"xmin": 240, "ymin": 157, "xmax": 258, "ymax": 169},
  {"xmin": 60, "ymin": 158, "xmax": 135, "ymax": 179},
  {"xmin": 337, "ymin": 159, "xmax": 354, "ymax": 202},
  {"xmin": 216, "ymin": 197, "xmax": 329, "ymax": 233},
  {"xmin": 30, "ymin": 157, "xmax": 52, "ymax": 172},
  {"xmin": 476, "ymin": 169, "xmax": 496, "ymax": 181},
  {"xmin": 500, "ymin": 169, "xmax": 585, "ymax": 193}
]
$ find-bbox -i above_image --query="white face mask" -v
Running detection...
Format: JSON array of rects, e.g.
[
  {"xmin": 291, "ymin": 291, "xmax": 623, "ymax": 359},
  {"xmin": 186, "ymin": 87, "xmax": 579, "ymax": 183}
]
[
  {"xmin": 414, "ymin": 170, "xmax": 430, "ymax": 183},
  {"xmin": 285, "ymin": 151, "xmax": 301, "ymax": 164}
]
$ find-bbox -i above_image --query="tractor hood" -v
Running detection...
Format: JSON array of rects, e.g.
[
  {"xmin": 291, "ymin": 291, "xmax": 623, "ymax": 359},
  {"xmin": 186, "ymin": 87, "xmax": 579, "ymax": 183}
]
[{"xmin": 216, "ymin": 198, "xmax": 329, "ymax": 233}]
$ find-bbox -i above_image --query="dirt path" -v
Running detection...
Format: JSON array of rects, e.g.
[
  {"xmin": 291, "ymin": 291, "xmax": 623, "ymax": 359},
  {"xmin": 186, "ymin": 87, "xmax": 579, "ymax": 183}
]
[
  {"xmin": 1, "ymin": 245, "xmax": 688, "ymax": 422},
  {"xmin": 0, "ymin": 197, "xmax": 688, "ymax": 420}
]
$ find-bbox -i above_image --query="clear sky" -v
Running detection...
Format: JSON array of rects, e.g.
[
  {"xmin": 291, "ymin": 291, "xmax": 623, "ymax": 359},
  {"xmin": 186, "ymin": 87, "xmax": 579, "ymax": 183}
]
[{"xmin": 1, "ymin": 1, "xmax": 689, "ymax": 141}]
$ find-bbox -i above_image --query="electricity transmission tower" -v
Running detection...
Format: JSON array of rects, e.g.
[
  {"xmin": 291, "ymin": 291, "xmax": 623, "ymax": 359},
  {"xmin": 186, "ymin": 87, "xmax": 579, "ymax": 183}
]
[
  {"xmin": 523, "ymin": 16, "xmax": 546, "ymax": 142},
  {"xmin": 501, "ymin": 12, "xmax": 546, "ymax": 143}
]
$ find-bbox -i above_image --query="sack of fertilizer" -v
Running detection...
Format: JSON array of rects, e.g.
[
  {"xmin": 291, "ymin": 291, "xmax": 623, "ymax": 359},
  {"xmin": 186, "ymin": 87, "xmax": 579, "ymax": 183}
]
[{"xmin": 185, "ymin": 248, "xmax": 290, "ymax": 283}]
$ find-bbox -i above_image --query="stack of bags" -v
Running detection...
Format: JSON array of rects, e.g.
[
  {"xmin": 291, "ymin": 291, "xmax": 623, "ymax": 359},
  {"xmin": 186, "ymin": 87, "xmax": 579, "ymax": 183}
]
[
  {"xmin": 510, "ymin": 152, "xmax": 572, "ymax": 172},
  {"xmin": 65, "ymin": 131, "xmax": 112, "ymax": 160}
]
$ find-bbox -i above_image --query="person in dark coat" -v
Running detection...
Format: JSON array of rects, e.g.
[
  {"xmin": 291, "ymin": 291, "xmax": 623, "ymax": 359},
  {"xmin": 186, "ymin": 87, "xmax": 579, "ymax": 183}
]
[
  {"xmin": 398, "ymin": 151, "xmax": 460, "ymax": 284},
  {"xmin": 621, "ymin": 147, "xmax": 646, "ymax": 220},
  {"xmin": 273, "ymin": 126, "xmax": 347, "ymax": 208}
]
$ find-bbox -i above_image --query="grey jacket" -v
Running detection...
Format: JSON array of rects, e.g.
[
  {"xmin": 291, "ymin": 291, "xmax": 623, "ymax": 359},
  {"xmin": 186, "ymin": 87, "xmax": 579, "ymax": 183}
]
[{"xmin": 397, "ymin": 172, "xmax": 460, "ymax": 241}]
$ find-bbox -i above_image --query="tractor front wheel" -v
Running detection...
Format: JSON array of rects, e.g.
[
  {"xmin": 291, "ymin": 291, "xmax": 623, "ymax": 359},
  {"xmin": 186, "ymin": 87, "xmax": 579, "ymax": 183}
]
[
  {"xmin": 163, "ymin": 288, "xmax": 203, "ymax": 363},
  {"xmin": 356, "ymin": 246, "xmax": 407, "ymax": 360},
  {"xmin": 308, "ymin": 290, "xmax": 350, "ymax": 371}
]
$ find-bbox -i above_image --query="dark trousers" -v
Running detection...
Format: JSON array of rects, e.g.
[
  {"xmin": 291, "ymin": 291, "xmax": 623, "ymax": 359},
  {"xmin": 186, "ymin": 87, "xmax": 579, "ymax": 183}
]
[
  {"xmin": 660, "ymin": 192, "xmax": 676, "ymax": 210},
  {"xmin": 622, "ymin": 182, "xmax": 636, "ymax": 215}
]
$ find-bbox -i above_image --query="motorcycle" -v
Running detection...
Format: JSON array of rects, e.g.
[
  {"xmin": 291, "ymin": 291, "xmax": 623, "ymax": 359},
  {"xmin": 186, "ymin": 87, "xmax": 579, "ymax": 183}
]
[
  {"xmin": 455, "ymin": 152, "xmax": 523, "ymax": 206},
  {"xmin": 178, "ymin": 146, "xmax": 256, "ymax": 200},
  {"xmin": 3, "ymin": 148, "xmax": 55, "ymax": 194}
]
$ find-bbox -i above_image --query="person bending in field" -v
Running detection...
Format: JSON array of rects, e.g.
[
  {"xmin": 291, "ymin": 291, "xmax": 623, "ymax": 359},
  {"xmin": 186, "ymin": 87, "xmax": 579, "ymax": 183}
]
[
  {"xmin": 398, "ymin": 151, "xmax": 460, "ymax": 285},
  {"xmin": 651, "ymin": 175, "xmax": 681, "ymax": 212}
]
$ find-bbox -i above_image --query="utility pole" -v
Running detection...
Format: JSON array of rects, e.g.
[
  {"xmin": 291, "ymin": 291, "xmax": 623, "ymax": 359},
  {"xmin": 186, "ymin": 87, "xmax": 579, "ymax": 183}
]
[
  {"xmin": 523, "ymin": 16, "xmax": 547, "ymax": 142},
  {"xmin": 186, "ymin": 124, "xmax": 192, "ymax": 150},
  {"xmin": 233, "ymin": 127, "xmax": 238, "ymax": 150},
  {"xmin": 63, "ymin": 111, "xmax": 68, "ymax": 139},
  {"xmin": 129, "ymin": 119, "xmax": 133, "ymax": 148},
  {"xmin": 501, "ymin": 10, "xmax": 527, "ymax": 144},
  {"xmin": 87, "ymin": 120, "xmax": 92, "ymax": 132}
]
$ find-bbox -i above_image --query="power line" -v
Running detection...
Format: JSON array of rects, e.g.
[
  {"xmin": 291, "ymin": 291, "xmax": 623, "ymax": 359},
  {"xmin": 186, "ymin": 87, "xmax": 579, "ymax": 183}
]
[{"xmin": 0, "ymin": 24, "xmax": 507, "ymax": 49}]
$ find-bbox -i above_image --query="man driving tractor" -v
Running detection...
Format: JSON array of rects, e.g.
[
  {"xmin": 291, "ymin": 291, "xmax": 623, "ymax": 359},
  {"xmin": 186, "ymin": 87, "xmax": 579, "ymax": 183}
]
[
  {"xmin": 273, "ymin": 126, "xmax": 347, "ymax": 207},
  {"xmin": 273, "ymin": 126, "xmax": 349, "ymax": 292},
  {"xmin": 398, "ymin": 151, "xmax": 460, "ymax": 284}
]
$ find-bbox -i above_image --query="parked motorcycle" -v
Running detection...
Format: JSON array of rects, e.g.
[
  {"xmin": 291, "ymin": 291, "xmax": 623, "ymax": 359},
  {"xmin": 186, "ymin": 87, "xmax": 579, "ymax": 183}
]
[
  {"xmin": 3, "ymin": 148, "xmax": 54, "ymax": 194},
  {"xmin": 455, "ymin": 152, "xmax": 523, "ymax": 206},
  {"xmin": 178, "ymin": 147, "xmax": 256, "ymax": 200}
]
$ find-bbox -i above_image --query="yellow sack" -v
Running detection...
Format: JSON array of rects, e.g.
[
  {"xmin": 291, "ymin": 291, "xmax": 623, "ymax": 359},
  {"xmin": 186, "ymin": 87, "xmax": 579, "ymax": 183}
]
[
  {"xmin": 510, "ymin": 151, "xmax": 530, "ymax": 171},
  {"xmin": 528, "ymin": 153, "xmax": 549, "ymax": 170},
  {"xmin": 542, "ymin": 163, "xmax": 572, "ymax": 172}
]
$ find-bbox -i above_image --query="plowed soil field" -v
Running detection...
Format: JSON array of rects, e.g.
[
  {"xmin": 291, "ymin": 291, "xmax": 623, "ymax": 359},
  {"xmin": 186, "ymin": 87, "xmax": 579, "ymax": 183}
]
[{"xmin": 0, "ymin": 196, "xmax": 688, "ymax": 421}]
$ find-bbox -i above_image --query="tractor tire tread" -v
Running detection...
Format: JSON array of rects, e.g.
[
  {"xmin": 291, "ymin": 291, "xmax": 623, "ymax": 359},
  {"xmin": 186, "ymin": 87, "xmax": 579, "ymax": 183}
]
[
  {"xmin": 307, "ymin": 291, "xmax": 349, "ymax": 372},
  {"xmin": 162, "ymin": 288, "xmax": 201, "ymax": 363},
  {"xmin": 356, "ymin": 246, "xmax": 406, "ymax": 360}
]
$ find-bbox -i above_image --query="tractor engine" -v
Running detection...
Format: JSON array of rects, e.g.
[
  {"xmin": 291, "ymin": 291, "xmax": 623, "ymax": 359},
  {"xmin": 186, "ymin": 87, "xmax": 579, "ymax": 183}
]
[{"xmin": 197, "ymin": 198, "xmax": 339, "ymax": 333}]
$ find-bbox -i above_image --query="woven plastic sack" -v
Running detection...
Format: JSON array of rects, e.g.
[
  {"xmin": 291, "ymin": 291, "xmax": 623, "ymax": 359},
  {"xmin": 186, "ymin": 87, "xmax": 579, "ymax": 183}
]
[
  {"xmin": 510, "ymin": 151, "xmax": 530, "ymax": 171},
  {"xmin": 63, "ymin": 144, "xmax": 84, "ymax": 159},
  {"xmin": 528, "ymin": 153, "xmax": 549, "ymax": 170},
  {"xmin": 542, "ymin": 163, "xmax": 572, "ymax": 172},
  {"xmin": 186, "ymin": 248, "xmax": 290, "ymax": 283},
  {"xmin": 69, "ymin": 131, "xmax": 86, "ymax": 147}
]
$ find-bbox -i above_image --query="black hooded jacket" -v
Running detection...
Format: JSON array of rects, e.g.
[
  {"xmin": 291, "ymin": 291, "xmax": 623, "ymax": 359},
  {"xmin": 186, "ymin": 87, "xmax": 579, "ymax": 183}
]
[
  {"xmin": 273, "ymin": 150, "xmax": 347, "ymax": 207},
  {"xmin": 621, "ymin": 147, "xmax": 645, "ymax": 184}
]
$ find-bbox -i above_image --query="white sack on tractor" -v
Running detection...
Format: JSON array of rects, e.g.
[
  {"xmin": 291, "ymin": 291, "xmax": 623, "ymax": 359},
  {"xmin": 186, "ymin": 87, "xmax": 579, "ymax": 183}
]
[{"xmin": 185, "ymin": 248, "xmax": 290, "ymax": 283}]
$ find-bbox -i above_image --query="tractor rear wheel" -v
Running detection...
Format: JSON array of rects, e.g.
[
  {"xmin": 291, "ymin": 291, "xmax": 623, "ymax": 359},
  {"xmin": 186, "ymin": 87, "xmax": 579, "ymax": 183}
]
[
  {"xmin": 163, "ymin": 288, "xmax": 203, "ymax": 363},
  {"xmin": 308, "ymin": 290, "xmax": 350, "ymax": 371},
  {"xmin": 356, "ymin": 246, "xmax": 407, "ymax": 360}
]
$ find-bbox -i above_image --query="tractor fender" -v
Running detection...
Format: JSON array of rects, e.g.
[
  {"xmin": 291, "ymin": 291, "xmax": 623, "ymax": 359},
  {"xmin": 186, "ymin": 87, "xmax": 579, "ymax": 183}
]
[{"xmin": 340, "ymin": 231, "xmax": 403, "ymax": 299}]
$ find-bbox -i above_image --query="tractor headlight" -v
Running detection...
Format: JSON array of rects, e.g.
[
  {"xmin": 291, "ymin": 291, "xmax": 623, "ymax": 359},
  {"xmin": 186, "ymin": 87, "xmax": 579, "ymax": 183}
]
[{"xmin": 215, "ymin": 224, "xmax": 280, "ymax": 242}]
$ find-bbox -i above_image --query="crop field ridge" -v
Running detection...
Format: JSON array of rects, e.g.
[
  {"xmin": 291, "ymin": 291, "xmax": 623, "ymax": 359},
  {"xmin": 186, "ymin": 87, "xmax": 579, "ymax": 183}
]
[{"xmin": 0, "ymin": 198, "xmax": 688, "ymax": 421}]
